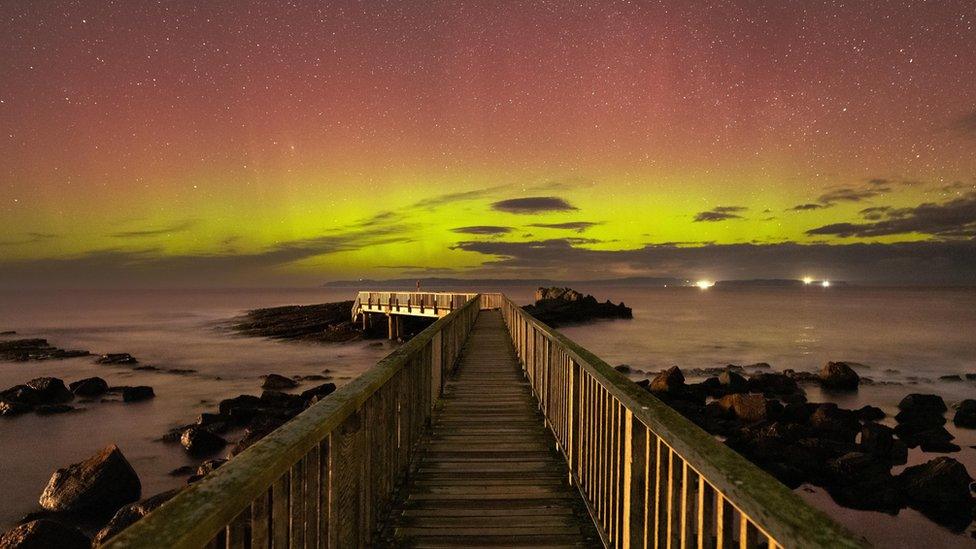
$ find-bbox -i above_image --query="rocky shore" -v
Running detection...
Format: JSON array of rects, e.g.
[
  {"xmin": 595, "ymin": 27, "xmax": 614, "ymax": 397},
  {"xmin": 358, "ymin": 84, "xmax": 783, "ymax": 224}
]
[
  {"xmin": 629, "ymin": 362, "xmax": 976, "ymax": 532},
  {"xmin": 523, "ymin": 287, "xmax": 633, "ymax": 326}
]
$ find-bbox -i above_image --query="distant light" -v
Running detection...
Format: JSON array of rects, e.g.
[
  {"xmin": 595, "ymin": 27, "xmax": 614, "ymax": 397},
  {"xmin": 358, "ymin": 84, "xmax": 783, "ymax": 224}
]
[
  {"xmin": 802, "ymin": 277, "xmax": 813, "ymax": 285},
  {"xmin": 821, "ymin": 280, "xmax": 831, "ymax": 287},
  {"xmin": 696, "ymin": 280, "xmax": 714, "ymax": 290}
]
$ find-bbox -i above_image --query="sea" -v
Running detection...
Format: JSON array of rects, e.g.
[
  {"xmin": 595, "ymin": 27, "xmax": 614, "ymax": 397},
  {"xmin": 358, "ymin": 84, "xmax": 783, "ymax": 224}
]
[{"xmin": 1, "ymin": 285, "xmax": 975, "ymax": 546}]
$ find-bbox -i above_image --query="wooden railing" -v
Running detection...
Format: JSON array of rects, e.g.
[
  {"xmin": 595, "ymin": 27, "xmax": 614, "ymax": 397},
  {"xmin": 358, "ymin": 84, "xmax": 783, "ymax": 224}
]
[
  {"xmin": 498, "ymin": 295, "xmax": 866, "ymax": 549},
  {"xmin": 353, "ymin": 291, "xmax": 478, "ymax": 318},
  {"xmin": 104, "ymin": 295, "xmax": 481, "ymax": 549}
]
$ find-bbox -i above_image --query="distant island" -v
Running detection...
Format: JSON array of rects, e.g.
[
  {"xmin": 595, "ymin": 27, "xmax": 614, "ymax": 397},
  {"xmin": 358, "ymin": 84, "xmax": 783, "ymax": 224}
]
[{"xmin": 326, "ymin": 276, "xmax": 849, "ymax": 288}]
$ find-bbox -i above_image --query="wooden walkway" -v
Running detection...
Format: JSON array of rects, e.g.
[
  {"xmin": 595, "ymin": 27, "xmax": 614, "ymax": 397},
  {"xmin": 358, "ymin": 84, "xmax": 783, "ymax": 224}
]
[{"xmin": 382, "ymin": 310, "xmax": 599, "ymax": 547}]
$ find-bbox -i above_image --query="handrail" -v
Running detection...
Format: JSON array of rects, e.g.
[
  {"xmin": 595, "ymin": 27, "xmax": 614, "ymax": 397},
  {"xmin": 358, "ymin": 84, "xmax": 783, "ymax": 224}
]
[
  {"xmin": 498, "ymin": 295, "xmax": 867, "ymax": 549},
  {"xmin": 104, "ymin": 295, "xmax": 481, "ymax": 548}
]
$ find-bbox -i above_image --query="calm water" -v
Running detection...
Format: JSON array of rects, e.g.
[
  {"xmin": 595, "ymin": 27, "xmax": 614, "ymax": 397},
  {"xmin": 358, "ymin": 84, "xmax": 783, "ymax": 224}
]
[{"xmin": 1, "ymin": 286, "xmax": 975, "ymax": 546}]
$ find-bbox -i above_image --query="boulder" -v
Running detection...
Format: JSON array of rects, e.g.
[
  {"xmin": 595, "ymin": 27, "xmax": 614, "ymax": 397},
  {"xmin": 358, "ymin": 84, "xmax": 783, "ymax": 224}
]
[
  {"xmin": 818, "ymin": 362, "xmax": 860, "ymax": 391},
  {"xmin": 718, "ymin": 368, "xmax": 748, "ymax": 393},
  {"xmin": 0, "ymin": 385, "xmax": 43, "ymax": 406},
  {"xmin": 180, "ymin": 427, "xmax": 227, "ymax": 456},
  {"xmin": 898, "ymin": 457, "xmax": 976, "ymax": 530},
  {"xmin": 716, "ymin": 393, "xmax": 780, "ymax": 423},
  {"xmin": 25, "ymin": 378, "xmax": 73, "ymax": 403},
  {"xmin": 218, "ymin": 394, "xmax": 263, "ymax": 423},
  {"xmin": 96, "ymin": 353, "xmax": 138, "ymax": 365},
  {"xmin": 853, "ymin": 405, "xmax": 885, "ymax": 422},
  {"xmin": 0, "ymin": 399, "xmax": 30, "ymax": 416},
  {"xmin": 747, "ymin": 373, "xmax": 800, "ymax": 396},
  {"xmin": 895, "ymin": 423, "xmax": 955, "ymax": 450},
  {"xmin": 952, "ymin": 399, "xmax": 976, "ymax": 428},
  {"xmin": 69, "ymin": 377, "xmax": 109, "ymax": 397},
  {"xmin": 808, "ymin": 403, "xmax": 859, "ymax": 443},
  {"xmin": 522, "ymin": 288, "xmax": 632, "ymax": 326},
  {"xmin": 897, "ymin": 393, "xmax": 947, "ymax": 415},
  {"xmin": 858, "ymin": 423, "xmax": 907, "ymax": 465},
  {"xmin": 122, "ymin": 386, "xmax": 154, "ymax": 402},
  {"xmin": 826, "ymin": 451, "xmax": 891, "ymax": 484},
  {"xmin": 300, "ymin": 382, "xmax": 337, "ymax": 402},
  {"xmin": 187, "ymin": 459, "xmax": 228, "ymax": 483},
  {"xmin": 0, "ymin": 519, "xmax": 90, "ymax": 549},
  {"xmin": 261, "ymin": 374, "xmax": 298, "ymax": 390},
  {"xmin": 38, "ymin": 445, "xmax": 141, "ymax": 515},
  {"xmin": 93, "ymin": 488, "xmax": 182, "ymax": 544},
  {"xmin": 649, "ymin": 366, "xmax": 684, "ymax": 394}
]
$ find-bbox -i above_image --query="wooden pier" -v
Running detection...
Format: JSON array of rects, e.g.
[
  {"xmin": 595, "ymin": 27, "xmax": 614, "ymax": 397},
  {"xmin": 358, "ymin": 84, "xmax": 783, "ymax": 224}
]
[{"xmin": 104, "ymin": 292, "xmax": 866, "ymax": 549}]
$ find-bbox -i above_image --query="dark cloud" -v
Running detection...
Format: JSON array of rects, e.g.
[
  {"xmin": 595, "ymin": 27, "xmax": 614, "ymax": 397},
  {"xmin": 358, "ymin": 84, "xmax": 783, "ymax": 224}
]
[
  {"xmin": 867, "ymin": 178, "xmax": 890, "ymax": 186},
  {"xmin": 807, "ymin": 193, "xmax": 976, "ymax": 238},
  {"xmin": 858, "ymin": 206, "xmax": 893, "ymax": 220},
  {"xmin": 110, "ymin": 220, "xmax": 197, "ymax": 238},
  {"xmin": 411, "ymin": 185, "xmax": 508, "ymax": 210},
  {"xmin": 491, "ymin": 196, "xmax": 577, "ymax": 214},
  {"xmin": 0, "ymin": 224, "xmax": 415, "ymax": 288},
  {"xmin": 451, "ymin": 238, "xmax": 976, "ymax": 284},
  {"xmin": 694, "ymin": 206, "xmax": 747, "ymax": 222},
  {"xmin": 789, "ymin": 203, "xmax": 829, "ymax": 212},
  {"xmin": 451, "ymin": 225, "xmax": 513, "ymax": 235},
  {"xmin": 817, "ymin": 184, "xmax": 890, "ymax": 204},
  {"xmin": 527, "ymin": 221, "xmax": 600, "ymax": 233},
  {"xmin": 0, "ymin": 232, "xmax": 59, "ymax": 246}
]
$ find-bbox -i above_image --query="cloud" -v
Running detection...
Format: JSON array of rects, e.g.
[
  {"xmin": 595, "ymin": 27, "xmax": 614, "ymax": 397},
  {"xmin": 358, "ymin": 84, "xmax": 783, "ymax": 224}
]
[
  {"xmin": 450, "ymin": 238, "xmax": 976, "ymax": 284},
  {"xmin": 527, "ymin": 221, "xmax": 600, "ymax": 233},
  {"xmin": 491, "ymin": 196, "xmax": 577, "ymax": 214},
  {"xmin": 788, "ymin": 203, "xmax": 830, "ymax": 212},
  {"xmin": 0, "ymin": 232, "xmax": 59, "ymax": 246},
  {"xmin": 451, "ymin": 225, "xmax": 513, "ymax": 235},
  {"xmin": 694, "ymin": 206, "xmax": 747, "ymax": 222},
  {"xmin": 807, "ymin": 193, "xmax": 976, "ymax": 238},
  {"xmin": 411, "ymin": 185, "xmax": 509, "ymax": 210},
  {"xmin": 858, "ymin": 206, "xmax": 893, "ymax": 220},
  {"xmin": 110, "ymin": 220, "xmax": 197, "ymax": 238},
  {"xmin": 817, "ymin": 184, "xmax": 890, "ymax": 205}
]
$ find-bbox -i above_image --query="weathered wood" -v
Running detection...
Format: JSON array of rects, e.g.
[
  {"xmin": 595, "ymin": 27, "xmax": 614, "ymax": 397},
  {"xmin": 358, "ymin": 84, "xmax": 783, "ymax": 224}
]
[{"xmin": 383, "ymin": 311, "xmax": 599, "ymax": 547}]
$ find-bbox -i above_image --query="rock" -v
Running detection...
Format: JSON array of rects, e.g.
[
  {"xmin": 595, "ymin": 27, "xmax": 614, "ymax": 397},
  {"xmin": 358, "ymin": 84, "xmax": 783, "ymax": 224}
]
[
  {"xmin": 747, "ymin": 373, "xmax": 800, "ymax": 396},
  {"xmin": 231, "ymin": 301, "xmax": 361, "ymax": 342},
  {"xmin": 96, "ymin": 353, "xmax": 138, "ymax": 365},
  {"xmin": 784, "ymin": 369, "xmax": 821, "ymax": 384},
  {"xmin": 122, "ymin": 386, "xmax": 154, "ymax": 402},
  {"xmin": 614, "ymin": 364, "xmax": 632, "ymax": 373},
  {"xmin": 94, "ymin": 488, "xmax": 182, "ymax": 545},
  {"xmin": 819, "ymin": 362, "xmax": 860, "ymax": 391},
  {"xmin": 808, "ymin": 403, "xmax": 859, "ymax": 443},
  {"xmin": 168, "ymin": 465, "xmax": 195, "ymax": 476},
  {"xmin": 0, "ymin": 385, "xmax": 44, "ymax": 406},
  {"xmin": 965, "ymin": 373, "xmax": 976, "ymax": 380},
  {"xmin": 25, "ymin": 377, "xmax": 74, "ymax": 404},
  {"xmin": 858, "ymin": 423, "xmax": 907, "ymax": 465},
  {"xmin": 716, "ymin": 393, "xmax": 781, "ymax": 423},
  {"xmin": 649, "ymin": 366, "xmax": 684, "ymax": 394},
  {"xmin": 0, "ymin": 399, "xmax": 31, "ymax": 416},
  {"xmin": 898, "ymin": 457, "xmax": 976, "ymax": 530},
  {"xmin": 187, "ymin": 459, "xmax": 228, "ymax": 483},
  {"xmin": 68, "ymin": 377, "xmax": 109, "ymax": 397},
  {"xmin": 896, "ymin": 423, "xmax": 955, "ymax": 449},
  {"xmin": 522, "ymin": 287, "xmax": 632, "ymax": 326},
  {"xmin": 718, "ymin": 368, "xmax": 748, "ymax": 393},
  {"xmin": 300, "ymin": 382, "xmax": 337, "ymax": 402},
  {"xmin": 261, "ymin": 373, "xmax": 299, "ymax": 390},
  {"xmin": 180, "ymin": 426, "xmax": 227, "ymax": 456},
  {"xmin": 952, "ymin": 399, "xmax": 976, "ymax": 428},
  {"xmin": 898, "ymin": 393, "xmax": 947, "ymax": 414},
  {"xmin": 0, "ymin": 519, "xmax": 90, "ymax": 549},
  {"xmin": 0, "ymin": 339, "xmax": 90, "ymax": 362},
  {"xmin": 218, "ymin": 394, "xmax": 263, "ymax": 423},
  {"xmin": 38, "ymin": 444, "xmax": 141, "ymax": 515},
  {"xmin": 939, "ymin": 374, "xmax": 963, "ymax": 381},
  {"xmin": 853, "ymin": 405, "xmax": 885, "ymax": 422},
  {"xmin": 826, "ymin": 469, "xmax": 904, "ymax": 513},
  {"xmin": 0, "ymin": 330, "xmax": 15, "ymax": 335},
  {"xmin": 827, "ymin": 452, "xmax": 890, "ymax": 484}
]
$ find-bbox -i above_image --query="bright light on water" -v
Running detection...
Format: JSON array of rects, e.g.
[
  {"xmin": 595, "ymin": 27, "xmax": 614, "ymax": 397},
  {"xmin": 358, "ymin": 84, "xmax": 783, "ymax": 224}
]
[
  {"xmin": 802, "ymin": 277, "xmax": 814, "ymax": 284},
  {"xmin": 822, "ymin": 280, "xmax": 831, "ymax": 287},
  {"xmin": 696, "ymin": 280, "xmax": 714, "ymax": 290}
]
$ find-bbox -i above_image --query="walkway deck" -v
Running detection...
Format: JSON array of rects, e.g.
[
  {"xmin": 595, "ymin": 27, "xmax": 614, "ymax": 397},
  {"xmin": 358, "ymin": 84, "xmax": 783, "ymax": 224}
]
[{"xmin": 383, "ymin": 310, "xmax": 599, "ymax": 547}]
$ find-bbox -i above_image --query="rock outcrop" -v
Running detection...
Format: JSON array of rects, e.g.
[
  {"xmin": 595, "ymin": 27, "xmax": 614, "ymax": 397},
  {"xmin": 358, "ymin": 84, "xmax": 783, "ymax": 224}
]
[
  {"xmin": 38, "ymin": 445, "xmax": 141, "ymax": 516},
  {"xmin": 0, "ymin": 519, "xmax": 90, "ymax": 549},
  {"xmin": 94, "ymin": 489, "xmax": 182, "ymax": 545},
  {"xmin": 522, "ymin": 287, "xmax": 632, "ymax": 326}
]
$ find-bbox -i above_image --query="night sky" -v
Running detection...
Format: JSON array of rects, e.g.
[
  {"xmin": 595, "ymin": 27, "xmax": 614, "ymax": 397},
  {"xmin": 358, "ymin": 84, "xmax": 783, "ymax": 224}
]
[{"xmin": 1, "ymin": 1, "xmax": 975, "ymax": 287}]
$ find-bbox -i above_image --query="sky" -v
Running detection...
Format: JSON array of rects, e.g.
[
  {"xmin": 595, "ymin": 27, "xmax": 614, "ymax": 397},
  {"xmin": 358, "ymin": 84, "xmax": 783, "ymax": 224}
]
[{"xmin": 1, "ymin": 0, "xmax": 975, "ymax": 287}]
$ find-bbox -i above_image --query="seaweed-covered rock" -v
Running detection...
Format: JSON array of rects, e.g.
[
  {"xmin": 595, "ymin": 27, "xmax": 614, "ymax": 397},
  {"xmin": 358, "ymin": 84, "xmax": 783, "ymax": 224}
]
[
  {"xmin": 716, "ymin": 393, "xmax": 781, "ymax": 423},
  {"xmin": 649, "ymin": 366, "xmax": 685, "ymax": 394},
  {"xmin": 38, "ymin": 445, "xmax": 141, "ymax": 515},
  {"xmin": 0, "ymin": 519, "xmax": 90, "ymax": 549}
]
